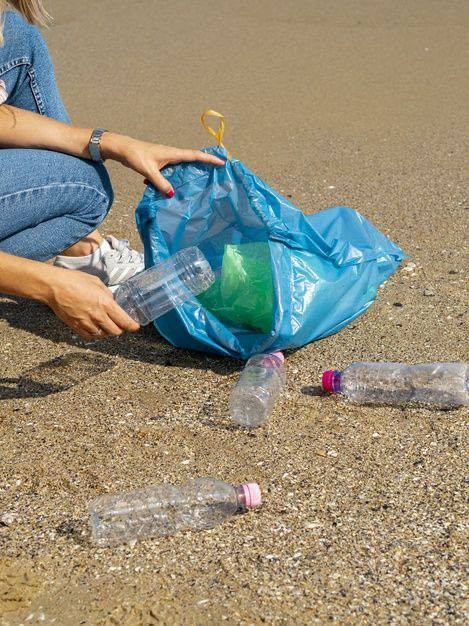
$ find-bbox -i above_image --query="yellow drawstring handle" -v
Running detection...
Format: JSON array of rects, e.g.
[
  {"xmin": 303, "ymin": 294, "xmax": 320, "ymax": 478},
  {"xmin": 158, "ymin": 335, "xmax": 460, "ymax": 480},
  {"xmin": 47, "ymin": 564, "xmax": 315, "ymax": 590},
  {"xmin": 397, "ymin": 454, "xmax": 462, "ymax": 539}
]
[{"xmin": 200, "ymin": 109, "xmax": 232, "ymax": 159}]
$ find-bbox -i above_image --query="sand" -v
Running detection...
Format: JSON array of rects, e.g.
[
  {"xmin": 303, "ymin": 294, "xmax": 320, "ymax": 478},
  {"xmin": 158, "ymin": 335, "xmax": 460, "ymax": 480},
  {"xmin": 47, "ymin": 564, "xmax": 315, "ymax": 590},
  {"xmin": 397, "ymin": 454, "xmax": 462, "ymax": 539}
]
[{"xmin": 1, "ymin": 0, "xmax": 468, "ymax": 624}]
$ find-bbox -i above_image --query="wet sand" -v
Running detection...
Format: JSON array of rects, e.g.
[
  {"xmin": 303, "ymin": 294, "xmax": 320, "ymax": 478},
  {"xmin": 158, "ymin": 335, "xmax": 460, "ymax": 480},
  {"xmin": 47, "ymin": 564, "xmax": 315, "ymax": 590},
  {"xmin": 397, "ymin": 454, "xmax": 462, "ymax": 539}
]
[{"xmin": 1, "ymin": 1, "xmax": 468, "ymax": 624}]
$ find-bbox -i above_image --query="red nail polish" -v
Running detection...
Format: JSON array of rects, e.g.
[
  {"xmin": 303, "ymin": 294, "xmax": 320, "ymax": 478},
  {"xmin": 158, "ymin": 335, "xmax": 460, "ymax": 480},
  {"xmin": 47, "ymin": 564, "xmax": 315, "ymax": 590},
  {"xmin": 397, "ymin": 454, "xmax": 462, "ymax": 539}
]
[{"xmin": 166, "ymin": 190, "xmax": 174, "ymax": 198}]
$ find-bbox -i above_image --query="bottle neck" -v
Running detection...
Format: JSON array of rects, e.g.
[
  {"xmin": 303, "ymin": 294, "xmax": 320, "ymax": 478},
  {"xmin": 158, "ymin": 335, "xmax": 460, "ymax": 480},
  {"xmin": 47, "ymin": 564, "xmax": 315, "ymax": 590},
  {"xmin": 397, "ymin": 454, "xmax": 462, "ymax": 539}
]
[
  {"xmin": 331, "ymin": 371, "xmax": 342, "ymax": 393},
  {"xmin": 235, "ymin": 485, "xmax": 248, "ymax": 511}
]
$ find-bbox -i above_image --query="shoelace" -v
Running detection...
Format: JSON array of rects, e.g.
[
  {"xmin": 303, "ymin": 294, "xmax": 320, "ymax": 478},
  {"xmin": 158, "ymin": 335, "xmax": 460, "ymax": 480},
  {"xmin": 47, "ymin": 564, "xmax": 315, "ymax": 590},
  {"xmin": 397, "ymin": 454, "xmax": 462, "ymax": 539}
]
[{"xmin": 106, "ymin": 237, "xmax": 143, "ymax": 266}]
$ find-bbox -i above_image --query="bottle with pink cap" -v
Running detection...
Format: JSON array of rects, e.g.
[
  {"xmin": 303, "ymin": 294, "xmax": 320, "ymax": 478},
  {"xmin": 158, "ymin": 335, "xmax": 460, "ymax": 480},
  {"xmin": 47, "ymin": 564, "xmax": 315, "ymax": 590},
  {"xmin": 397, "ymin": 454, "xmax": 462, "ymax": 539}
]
[
  {"xmin": 322, "ymin": 362, "xmax": 468, "ymax": 408},
  {"xmin": 230, "ymin": 352, "xmax": 286, "ymax": 427},
  {"xmin": 90, "ymin": 478, "xmax": 261, "ymax": 546}
]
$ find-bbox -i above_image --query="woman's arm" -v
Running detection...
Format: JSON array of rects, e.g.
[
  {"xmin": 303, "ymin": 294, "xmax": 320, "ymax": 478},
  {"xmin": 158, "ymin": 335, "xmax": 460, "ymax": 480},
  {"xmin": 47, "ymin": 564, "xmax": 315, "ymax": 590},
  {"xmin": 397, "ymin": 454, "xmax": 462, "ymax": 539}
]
[
  {"xmin": 0, "ymin": 251, "xmax": 139, "ymax": 340},
  {"xmin": 0, "ymin": 104, "xmax": 93, "ymax": 157},
  {"xmin": 0, "ymin": 105, "xmax": 225, "ymax": 194},
  {"xmin": 0, "ymin": 107, "xmax": 225, "ymax": 335}
]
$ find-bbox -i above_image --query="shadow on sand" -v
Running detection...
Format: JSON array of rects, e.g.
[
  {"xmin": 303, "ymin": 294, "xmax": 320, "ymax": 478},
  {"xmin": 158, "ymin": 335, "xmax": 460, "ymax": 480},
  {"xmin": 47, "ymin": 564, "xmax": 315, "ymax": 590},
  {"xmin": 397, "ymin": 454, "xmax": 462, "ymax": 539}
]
[
  {"xmin": 0, "ymin": 297, "xmax": 241, "ymax": 401},
  {"xmin": 301, "ymin": 385, "xmax": 325, "ymax": 397},
  {"xmin": 0, "ymin": 351, "xmax": 116, "ymax": 400}
]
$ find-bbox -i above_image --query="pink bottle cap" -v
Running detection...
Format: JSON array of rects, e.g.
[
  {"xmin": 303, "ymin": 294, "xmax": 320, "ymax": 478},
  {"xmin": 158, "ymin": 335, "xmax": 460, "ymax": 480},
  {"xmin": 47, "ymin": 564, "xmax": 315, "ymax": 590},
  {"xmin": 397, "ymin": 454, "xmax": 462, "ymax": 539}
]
[
  {"xmin": 241, "ymin": 483, "xmax": 262, "ymax": 509},
  {"xmin": 261, "ymin": 351, "xmax": 284, "ymax": 367},
  {"xmin": 322, "ymin": 369, "xmax": 341, "ymax": 393}
]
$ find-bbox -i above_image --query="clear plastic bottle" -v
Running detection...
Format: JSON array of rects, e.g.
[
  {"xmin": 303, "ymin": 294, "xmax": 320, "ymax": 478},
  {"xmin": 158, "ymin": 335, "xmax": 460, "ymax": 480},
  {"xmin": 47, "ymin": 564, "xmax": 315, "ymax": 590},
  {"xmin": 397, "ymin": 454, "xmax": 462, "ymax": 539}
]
[
  {"xmin": 89, "ymin": 478, "xmax": 261, "ymax": 547},
  {"xmin": 114, "ymin": 246, "xmax": 214, "ymax": 325},
  {"xmin": 230, "ymin": 352, "xmax": 286, "ymax": 427},
  {"xmin": 322, "ymin": 362, "xmax": 469, "ymax": 408}
]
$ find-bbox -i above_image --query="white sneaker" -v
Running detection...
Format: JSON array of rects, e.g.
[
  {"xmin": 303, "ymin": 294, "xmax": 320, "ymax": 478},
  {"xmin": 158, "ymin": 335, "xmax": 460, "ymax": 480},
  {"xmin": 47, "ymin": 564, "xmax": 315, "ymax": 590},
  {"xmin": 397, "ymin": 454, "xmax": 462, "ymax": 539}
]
[{"xmin": 54, "ymin": 235, "xmax": 144, "ymax": 290}]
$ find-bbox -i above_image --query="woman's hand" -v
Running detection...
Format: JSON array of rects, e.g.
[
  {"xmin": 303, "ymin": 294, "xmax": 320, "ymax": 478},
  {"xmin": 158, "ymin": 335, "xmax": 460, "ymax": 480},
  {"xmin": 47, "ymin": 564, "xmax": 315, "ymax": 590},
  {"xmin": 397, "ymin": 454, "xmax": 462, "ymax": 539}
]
[
  {"xmin": 0, "ymin": 251, "xmax": 138, "ymax": 341},
  {"xmin": 45, "ymin": 267, "xmax": 140, "ymax": 340},
  {"xmin": 101, "ymin": 133, "xmax": 225, "ymax": 196},
  {"xmin": 0, "ymin": 107, "xmax": 224, "ymax": 193}
]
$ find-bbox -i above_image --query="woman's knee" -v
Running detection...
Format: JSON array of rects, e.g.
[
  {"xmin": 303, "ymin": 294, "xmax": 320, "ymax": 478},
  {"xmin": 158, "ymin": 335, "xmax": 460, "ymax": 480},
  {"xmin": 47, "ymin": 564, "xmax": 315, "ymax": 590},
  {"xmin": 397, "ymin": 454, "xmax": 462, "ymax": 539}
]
[
  {"xmin": 75, "ymin": 161, "xmax": 114, "ymax": 228},
  {"xmin": 0, "ymin": 149, "xmax": 114, "ymax": 241},
  {"xmin": 42, "ymin": 152, "xmax": 114, "ymax": 227},
  {"xmin": 90, "ymin": 160, "xmax": 114, "ymax": 205}
]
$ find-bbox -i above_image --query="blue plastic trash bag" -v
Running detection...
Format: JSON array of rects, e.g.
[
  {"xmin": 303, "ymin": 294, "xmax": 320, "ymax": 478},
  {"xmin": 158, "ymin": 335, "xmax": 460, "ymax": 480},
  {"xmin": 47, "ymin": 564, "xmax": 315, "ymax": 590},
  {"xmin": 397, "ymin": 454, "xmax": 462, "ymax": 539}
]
[{"xmin": 135, "ymin": 114, "xmax": 405, "ymax": 359}]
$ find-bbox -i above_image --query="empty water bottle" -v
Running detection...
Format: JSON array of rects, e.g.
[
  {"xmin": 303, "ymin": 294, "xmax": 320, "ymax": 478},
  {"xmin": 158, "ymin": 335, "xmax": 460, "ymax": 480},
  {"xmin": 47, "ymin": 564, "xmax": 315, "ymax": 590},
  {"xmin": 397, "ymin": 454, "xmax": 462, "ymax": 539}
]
[
  {"xmin": 114, "ymin": 246, "xmax": 214, "ymax": 325},
  {"xmin": 90, "ymin": 478, "xmax": 262, "ymax": 546},
  {"xmin": 230, "ymin": 352, "xmax": 286, "ymax": 427},
  {"xmin": 322, "ymin": 362, "xmax": 469, "ymax": 408}
]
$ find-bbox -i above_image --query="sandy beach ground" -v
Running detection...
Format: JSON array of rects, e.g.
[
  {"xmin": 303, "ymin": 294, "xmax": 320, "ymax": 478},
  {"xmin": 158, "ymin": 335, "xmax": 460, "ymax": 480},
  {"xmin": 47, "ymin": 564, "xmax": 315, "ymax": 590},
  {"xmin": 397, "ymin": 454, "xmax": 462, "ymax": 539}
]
[{"xmin": 1, "ymin": 1, "xmax": 468, "ymax": 624}]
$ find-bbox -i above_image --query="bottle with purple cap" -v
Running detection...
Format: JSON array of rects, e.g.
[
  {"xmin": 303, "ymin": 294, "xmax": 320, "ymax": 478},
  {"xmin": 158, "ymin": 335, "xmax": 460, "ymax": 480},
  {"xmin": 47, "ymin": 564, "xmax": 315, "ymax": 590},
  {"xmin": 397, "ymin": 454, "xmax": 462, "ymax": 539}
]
[
  {"xmin": 230, "ymin": 352, "xmax": 286, "ymax": 427},
  {"xmin": 90, "ymin": 478, "xmax": 261, "ymax": 546},
  {"xmin": 322, "ymin": 362, "xmax": 468, "ymax": 408}
]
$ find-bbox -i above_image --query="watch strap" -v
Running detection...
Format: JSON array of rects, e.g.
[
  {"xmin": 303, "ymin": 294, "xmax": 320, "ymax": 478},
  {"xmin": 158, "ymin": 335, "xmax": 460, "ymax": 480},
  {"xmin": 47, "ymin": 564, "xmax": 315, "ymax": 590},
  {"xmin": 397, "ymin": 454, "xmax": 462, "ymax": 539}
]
[{"xmin": 88, "ymin": 128, "xmax": 107, "ymax": 162}]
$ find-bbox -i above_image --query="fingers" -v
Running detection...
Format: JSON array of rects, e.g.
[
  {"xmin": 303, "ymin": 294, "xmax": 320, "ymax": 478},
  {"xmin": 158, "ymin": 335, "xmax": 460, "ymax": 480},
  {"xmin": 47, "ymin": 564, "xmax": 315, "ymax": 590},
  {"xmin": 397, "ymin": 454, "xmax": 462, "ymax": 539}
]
[
  {"xmin": 87, "ymin": 298, "xmax": 140, "ymax": 337},
  {"xmin": 96, "ymin": 315, "xmax": 125, "ymax": 337},
  {"xmin": 75, "ymin": 315, "xmax": 130, "ymax": 340},
  {"xmin": 68, "ymin": 305, "xmax": 138, "ymax": 341},
  {"xmin": 176, "ymin": 149, "xmax": 225, "ymax": 166},
  {"xmin": 74, "ymin": 321, "xmax": 106, "ymax": 341},
  {"xmin": 196, "ymin": 151, "xmax": 226, "ymax": 166},
  {"xmin": 107, "ymin": 300, "xmax": 141, "ymax": 333},
  {"xmin": 76, "ymin": 328, "xmax": 97, "ymax": 341},
  {"xmin": 147, "ymin": 169, "xmax": 174, "ymax": 197},
  {"xmin": 144, "ymin": 148, "xmax": 225, "ymax": 195}
]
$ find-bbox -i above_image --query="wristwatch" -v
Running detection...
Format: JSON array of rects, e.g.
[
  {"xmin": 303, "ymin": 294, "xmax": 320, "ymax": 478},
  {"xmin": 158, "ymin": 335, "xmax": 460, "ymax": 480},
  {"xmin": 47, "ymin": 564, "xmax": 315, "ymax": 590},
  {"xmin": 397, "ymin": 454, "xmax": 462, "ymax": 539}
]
[{"xmin": 88, "ymin": 128, "xmax": 107, "ymax": 162}]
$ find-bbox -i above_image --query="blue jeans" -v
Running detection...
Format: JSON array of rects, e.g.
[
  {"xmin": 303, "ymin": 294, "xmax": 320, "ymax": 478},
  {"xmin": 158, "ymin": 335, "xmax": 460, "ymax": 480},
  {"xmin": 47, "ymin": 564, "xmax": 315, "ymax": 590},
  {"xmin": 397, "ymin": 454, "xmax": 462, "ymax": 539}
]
[{"xmin": 0, "ymin": 11, "xmax": 113, "ymax": 261}]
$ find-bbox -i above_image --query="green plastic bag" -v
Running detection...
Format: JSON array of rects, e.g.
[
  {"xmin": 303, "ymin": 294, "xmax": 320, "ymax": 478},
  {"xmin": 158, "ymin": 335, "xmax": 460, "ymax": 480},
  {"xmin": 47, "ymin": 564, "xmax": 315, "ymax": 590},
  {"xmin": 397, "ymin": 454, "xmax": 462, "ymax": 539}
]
[{"xmin": 199, "ymin": 242, "xmax": 274, "ymax": 333}]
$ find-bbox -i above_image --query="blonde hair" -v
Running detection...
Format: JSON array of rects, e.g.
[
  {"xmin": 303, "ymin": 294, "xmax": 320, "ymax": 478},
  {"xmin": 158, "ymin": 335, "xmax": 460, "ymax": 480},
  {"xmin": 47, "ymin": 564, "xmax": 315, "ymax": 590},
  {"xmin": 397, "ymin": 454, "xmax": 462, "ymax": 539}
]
[{"xmin": 0, "ymin": 1, "xmax": 51, "ymax": 45}]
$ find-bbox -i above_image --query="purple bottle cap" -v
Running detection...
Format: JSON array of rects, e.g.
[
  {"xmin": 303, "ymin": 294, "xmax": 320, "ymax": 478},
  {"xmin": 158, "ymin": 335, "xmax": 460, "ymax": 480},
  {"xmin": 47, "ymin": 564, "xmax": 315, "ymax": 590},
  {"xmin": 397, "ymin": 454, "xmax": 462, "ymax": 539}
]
[
  {"xmin": 241, "ymin": 483, "xmax": 262, "ymax": 509},
  {"xmin": 322, "ymin": 370, "xmax": 342, "ymax": 393}
]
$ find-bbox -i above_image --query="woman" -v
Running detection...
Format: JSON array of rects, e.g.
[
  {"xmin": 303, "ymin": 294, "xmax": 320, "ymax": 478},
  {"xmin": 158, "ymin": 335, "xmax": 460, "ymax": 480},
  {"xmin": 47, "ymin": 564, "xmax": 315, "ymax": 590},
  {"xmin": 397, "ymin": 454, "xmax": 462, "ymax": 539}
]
[{"xmin": 0, "ymin": 1, "xmax": 224, "ymax": 340}]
